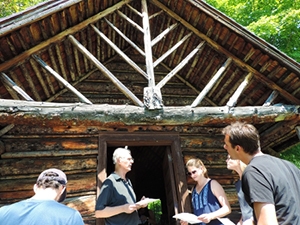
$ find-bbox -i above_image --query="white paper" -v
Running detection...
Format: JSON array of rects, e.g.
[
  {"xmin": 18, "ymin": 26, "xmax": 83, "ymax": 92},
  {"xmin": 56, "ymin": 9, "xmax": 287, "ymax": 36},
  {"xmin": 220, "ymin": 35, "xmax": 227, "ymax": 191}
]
[
  {"xmin": 217, "ymin": 218, "xmax": 235, "ymax": 225},
  {"xmin": 173, "ymin": 213, "xmax": 201, "ymax": 224},
  {"xmin": 136, "ymin": 198, "xmax": 159, "ymax": 206}
]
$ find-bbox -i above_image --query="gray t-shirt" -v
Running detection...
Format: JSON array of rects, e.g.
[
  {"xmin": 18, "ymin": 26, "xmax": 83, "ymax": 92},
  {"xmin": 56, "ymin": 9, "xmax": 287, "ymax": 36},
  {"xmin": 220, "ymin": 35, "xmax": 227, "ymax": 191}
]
[
  {"xmin": 242, "ymin": 154, "xmax": 300, "ymax": 225},
  {"xmin": 96, "ymin": 173, "xmax": 140, "ymax": 225}
]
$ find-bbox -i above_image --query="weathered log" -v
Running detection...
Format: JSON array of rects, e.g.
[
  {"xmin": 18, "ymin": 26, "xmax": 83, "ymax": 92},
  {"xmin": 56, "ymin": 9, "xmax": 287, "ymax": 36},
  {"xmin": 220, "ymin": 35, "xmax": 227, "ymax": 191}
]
[
  {"xmin": 0, "ymin": 100, "xmax": 298, "ymax": 126},
  {"xmin": 0, "ymin": 158, "xmax": 97, "ymax": 176}
]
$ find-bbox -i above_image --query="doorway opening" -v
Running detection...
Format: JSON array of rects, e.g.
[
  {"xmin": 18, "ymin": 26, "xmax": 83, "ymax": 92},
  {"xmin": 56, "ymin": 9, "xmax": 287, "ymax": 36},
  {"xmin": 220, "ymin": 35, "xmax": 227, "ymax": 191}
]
[
  {"xmin": 96, "ymin": 133, "xmax": 191, "ymax": 225},
  {"xmin": 107, "ymin": 146, "xmax": 167, "ymax": 224}
]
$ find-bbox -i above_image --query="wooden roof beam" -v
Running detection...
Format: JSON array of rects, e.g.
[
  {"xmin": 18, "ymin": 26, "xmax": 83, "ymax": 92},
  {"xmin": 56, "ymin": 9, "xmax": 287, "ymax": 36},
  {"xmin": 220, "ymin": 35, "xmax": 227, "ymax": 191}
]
[
  {"xmin": 153, "ymin": 32, "xmax": 193, "ymax": 68},
  {"xmin": 226, "ymin": 73, "xmax": 253, "ymax": 107},
  {"xmin": 158, "ymin": 61, "xmax": 218, "ymax": 106},
  {"xmin": 68, "ymin": 35, "xmax": 144, "ymax": 107},
  {"xmin": 125, "ymin": 3, "xmax": 143, "ymax": 17},
  {"xmin": 116, "ymin": 10, "xmax": 144, "ymax": 33},
  {"xmin": 191, "ymin": 58, "xmax": 232, "ymax": 107},
  {"xmin": 149, "ymin": 10, "xmax": 164, "ymax": 20},
  {"xmin": 151, "ymin": 0, "xmax": 300, "ymax": 105},
  {"xmin": 151, "ymin": 23, "xmax": 179, "ymax": 47},
  {"xmin": 156, "ymin": 41, "xmax": 205, "ymax": 89},
  {"xmin": 0, "ymin": 72, "xmax": 33, "ymax": 101},
  {"xmin": 91, "ymin": 24, "xmax": 148, "ymax": 79},
  {"xmin": 0, "ymin": 99, "xmax": 298, "ymax": 126},
  {"xmin": 104, "ymin": 18, "xmax": 145, "ymax": 56},
  {"xmin": 142, "ymin": 0, "xmax": 163, "ymax": 109},
  {"xmin": 32, "ymin": 55, "xmax": 93, "ymax": 105},
  {"xmin": 0, "ymin": 0, "xmax": 132, "ymax": 72},
  {"xmin": 263, "ymin": 91, "xmax": 279, "ymax": 106}
]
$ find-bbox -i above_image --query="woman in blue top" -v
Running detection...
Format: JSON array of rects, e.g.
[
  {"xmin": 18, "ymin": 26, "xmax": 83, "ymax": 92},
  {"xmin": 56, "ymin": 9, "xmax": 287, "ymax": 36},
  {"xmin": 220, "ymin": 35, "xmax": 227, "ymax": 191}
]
[{"xmin": 181, "ymin": 158, "xmax": 231, "ymax": 225}]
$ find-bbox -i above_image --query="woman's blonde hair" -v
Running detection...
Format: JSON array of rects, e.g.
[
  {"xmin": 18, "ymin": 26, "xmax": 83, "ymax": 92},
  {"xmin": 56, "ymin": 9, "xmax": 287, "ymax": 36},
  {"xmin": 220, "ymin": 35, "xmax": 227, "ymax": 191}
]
[{"xmin": 186, "ymin": 158, "xmax": 209, "ymax": 178}]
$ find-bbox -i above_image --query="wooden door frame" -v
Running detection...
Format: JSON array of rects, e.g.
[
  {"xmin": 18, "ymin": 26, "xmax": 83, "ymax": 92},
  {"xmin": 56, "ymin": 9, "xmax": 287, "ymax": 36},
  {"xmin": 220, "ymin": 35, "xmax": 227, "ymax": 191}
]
[{"xmin": 96, "ymin": 132, "xmax": 191, "ymax": 225}]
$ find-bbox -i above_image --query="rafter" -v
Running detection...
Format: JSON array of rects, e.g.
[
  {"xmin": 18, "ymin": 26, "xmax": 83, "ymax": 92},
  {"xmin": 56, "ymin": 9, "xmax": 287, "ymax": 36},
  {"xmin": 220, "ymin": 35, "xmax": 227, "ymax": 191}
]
[
  {"xmin": 191, "ymin": 58, "xmax": 232, "ymax": 107},
  {"xmin": 0, "ymin": 72, "xmax": 33, "ymax": 101},
  {"xmin": 0, "ymin": 0, "xmax": 132, "ymax": 72},
  {"xmin": 153, "ymin": 32, "xmax": 193, "ymax": 68},
  {"xmin": 151, "ymin": 0, "xmax": 300, "ymax": 105},
  {"xmin": 226, "ymin": 72, "xmax": 253, "ymax": 107},
  {"xmin": 157, "ymin": 41, "xmax": 205, "ymax": 89},
  {"xmin": 32, "ymin": 55, "xmax": 93, "ymax": 105},
  {"xmin": 91, "ymin": 24, "xmax": 148, "ymax": 79},
  {"xmin": 104, "ymin": 18, "xmax": 145, "ymax": 56},
  {"xmin": 68, "ymin": 35, "xmax": 144, "ymax": 107}
]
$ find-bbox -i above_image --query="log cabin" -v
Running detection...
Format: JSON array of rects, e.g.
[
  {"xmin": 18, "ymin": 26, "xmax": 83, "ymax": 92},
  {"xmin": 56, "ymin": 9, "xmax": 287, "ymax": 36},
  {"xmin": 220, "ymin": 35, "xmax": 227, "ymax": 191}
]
[{"xmin": 0, "ymin": 0, "xmax": 299, "ymax": 224}]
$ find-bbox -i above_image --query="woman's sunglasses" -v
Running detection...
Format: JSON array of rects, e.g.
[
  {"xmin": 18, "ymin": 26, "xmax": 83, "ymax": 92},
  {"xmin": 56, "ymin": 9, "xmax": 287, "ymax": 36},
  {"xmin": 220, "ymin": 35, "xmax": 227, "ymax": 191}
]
[{"xmin": 187, "ymin": 170, "xmax": 197, "ymax": 176}]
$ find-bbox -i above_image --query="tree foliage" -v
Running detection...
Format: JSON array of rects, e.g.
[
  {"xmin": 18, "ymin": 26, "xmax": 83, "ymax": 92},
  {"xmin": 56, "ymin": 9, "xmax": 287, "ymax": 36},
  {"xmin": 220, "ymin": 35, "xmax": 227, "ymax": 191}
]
[
  {"xmin": 205, "ymin": 0, "xmax": 300, "ymax": 62},
  {"xmin": 280, "ymin": 144, "xmax": 300, "ymax": 169},
  {"xmin": 0, "ymin": 0, "xmax": 46, "ymax": 18}
]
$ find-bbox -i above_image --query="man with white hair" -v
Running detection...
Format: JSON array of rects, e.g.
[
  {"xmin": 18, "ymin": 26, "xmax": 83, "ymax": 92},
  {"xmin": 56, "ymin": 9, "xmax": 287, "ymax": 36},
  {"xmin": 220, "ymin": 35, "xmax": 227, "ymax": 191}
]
[{"xmin": 95, "ymin": 147, "xmax": 145, "ymax": 225}]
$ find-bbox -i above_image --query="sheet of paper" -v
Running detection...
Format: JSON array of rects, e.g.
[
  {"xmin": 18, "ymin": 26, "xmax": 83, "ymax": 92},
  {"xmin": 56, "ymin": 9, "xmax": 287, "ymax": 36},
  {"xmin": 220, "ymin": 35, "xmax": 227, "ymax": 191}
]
[
  {"xmin": 173, "ymin": 213, "xmax": 201, "ymax": 224},
  {"xmin": 136, "ymin": 198, "xmax": 159, "ymax": 206},
  {"xmin": 217, "ymin": 218, "xmax": 235, "ymax": 225}
]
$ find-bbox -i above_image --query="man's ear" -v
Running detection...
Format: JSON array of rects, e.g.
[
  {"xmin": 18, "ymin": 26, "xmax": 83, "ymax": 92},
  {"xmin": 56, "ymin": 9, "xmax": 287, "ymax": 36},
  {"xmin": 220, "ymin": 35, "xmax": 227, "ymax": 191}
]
[{"xmin": 33, "ymin": 184, "xmax": 38, "ymax": 193}]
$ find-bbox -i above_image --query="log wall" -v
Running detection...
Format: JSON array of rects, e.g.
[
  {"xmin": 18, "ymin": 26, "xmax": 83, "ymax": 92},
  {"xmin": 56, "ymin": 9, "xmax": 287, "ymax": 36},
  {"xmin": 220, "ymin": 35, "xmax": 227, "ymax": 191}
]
[{"xmin": 0, "ymin": 124, "xmax": 241, "ymax": 224}]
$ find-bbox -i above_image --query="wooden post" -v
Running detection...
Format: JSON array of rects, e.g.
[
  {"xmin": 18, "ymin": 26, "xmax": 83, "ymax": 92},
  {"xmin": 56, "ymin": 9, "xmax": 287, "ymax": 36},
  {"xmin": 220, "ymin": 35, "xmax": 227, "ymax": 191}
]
[{"xmin": 142, "ymin": 0, "xmax": 163, "ymax": 109}]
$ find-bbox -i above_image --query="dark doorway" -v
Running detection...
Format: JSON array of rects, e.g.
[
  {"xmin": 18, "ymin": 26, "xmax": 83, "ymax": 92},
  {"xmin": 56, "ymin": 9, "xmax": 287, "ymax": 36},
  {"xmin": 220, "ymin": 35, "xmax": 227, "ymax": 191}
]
[
  {"xmin": 96, "ymin": 133, "xmax": 191, "ymax": 225},
  {"xmin": 107, "ymin": 146, "xmax": 168, "ymax": 224}
]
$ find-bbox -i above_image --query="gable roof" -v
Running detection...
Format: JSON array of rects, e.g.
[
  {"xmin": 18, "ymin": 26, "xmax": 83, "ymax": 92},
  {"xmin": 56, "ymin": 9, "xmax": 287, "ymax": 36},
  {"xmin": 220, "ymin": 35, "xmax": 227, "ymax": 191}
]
[{"xmin": 0, "ymin": 0, "xmax": 299, "ymax": 153}]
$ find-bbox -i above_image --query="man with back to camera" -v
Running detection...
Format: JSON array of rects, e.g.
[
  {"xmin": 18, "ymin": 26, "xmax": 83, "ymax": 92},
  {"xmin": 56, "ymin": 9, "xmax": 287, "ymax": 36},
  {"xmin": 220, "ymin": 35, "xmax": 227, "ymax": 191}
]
[
  {"xmin": 95, "ymin": 147, "xmax": 147, "ymax": 225},
  {"xmin": 222, "ymin": 121, "xmax": 300, "ymax": 225},
  {"xmin": 0, "ymin": 168, "xmax": 84, "ymax": 225}
]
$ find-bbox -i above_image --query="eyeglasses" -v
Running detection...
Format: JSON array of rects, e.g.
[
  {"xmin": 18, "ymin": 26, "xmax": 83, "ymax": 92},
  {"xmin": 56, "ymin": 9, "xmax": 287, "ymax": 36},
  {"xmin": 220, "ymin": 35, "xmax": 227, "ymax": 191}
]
[
  {"xmin": 121, "ymin": 157, "xmax": 134, "ymax": 162},
  {"xmin": 187, "ymin": 170, "xmax": 197, "ymax": 176}
]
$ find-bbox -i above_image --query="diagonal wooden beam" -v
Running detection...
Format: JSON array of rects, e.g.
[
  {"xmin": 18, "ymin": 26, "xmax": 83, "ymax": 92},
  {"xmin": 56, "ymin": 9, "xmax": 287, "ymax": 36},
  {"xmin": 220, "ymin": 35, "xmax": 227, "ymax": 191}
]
[
  {"xmin": 126, "ymin": 3, "xmax": 143, "ymax": 17},
  {"xmin": 68, "ymin": 35, "xmax": 144, "ymax": 107},
  {"xmin": 151, "ymin": 22, "xmax": 179, "ymax": 47},
  {"xmin": 32, "ymin": 55, "xmax": 93, "ymax": 105},
  {"xmin": 153, "ymin": 32, "xmax": 193, "ymax": 68},
  {"xmin": 263, "ymin": 91, "xmax": 279, "ymax": 106},
  {"xmin": 0, "ymin": 72, "xmax": 34, "ymax": 101},
  {"xmin": 91, "ymin": 24, "xmax": 148, "ymax": 79},
  {"xmin": 226, "ymin": 72, "xmax": 253, "ymax": 107},
  {"xmin": 156, "ymin": 41, "xmax": 205, "ymax": 89},
  {"xmin": 191, "ymin": 58, "xmax": 232, "ymax": 107},
  {"xmin": 151, "ymin": 0, "xmax": 300, "ymax": 105},
  {"xmin": 0, "ymin": 0, "xmax": 132, "ymax": 72},
  {"xmin": 159, "ymin": 61, "xmax": 218, "ymax": 106},
  {"xmin": 116, "ymin": 10, "xmax": 144, "ymax": 33},
  {"xmin": 104, "ymin": 18, "xmax": 145, "ymax": 56}
]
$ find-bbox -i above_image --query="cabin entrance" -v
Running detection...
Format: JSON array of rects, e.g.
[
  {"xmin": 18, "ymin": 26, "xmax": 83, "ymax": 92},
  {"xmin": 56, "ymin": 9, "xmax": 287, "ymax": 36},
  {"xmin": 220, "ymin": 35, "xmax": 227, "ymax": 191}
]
[{"xmin": 96, "ymin": 133, "xmax": 191, "ymax": 225}]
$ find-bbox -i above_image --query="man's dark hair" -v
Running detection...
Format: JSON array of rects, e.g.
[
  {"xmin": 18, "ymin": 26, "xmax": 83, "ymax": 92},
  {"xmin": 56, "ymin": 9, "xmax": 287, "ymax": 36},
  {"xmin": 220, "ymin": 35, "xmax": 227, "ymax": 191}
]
[{"xmin": 222, "ymin": 121, "xmax": 260, "ymax": 155}]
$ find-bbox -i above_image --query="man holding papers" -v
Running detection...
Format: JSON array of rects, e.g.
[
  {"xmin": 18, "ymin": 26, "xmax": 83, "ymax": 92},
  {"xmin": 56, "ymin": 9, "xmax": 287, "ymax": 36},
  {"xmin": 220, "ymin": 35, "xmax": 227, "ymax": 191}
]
[{"xmin": 95, "ymin": 147, "xmax": 147, "ymax": 225}]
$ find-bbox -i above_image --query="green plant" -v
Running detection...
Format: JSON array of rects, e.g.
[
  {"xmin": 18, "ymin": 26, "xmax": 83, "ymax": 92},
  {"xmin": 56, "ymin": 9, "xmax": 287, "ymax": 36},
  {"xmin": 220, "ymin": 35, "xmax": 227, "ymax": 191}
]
[
  {"xmin": 280, "ymin": 144, "xmax": 300, "ymax": 169},
  {"xmin": 0, "ymin": 0, "xmax": 46, "ymax": 18}
]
